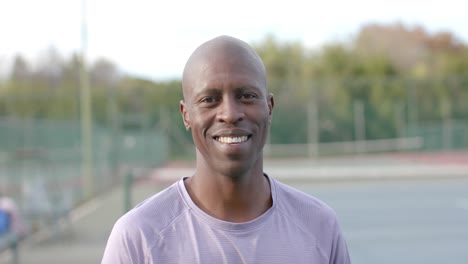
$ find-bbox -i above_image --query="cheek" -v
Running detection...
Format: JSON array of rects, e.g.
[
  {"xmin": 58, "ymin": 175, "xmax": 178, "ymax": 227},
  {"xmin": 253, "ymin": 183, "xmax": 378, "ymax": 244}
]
[
  {"xmin": 255, "ymin": 112, "xmax": 272, "ymax": 137},
  {"xmin": 190, "ymin": 113, "xmax": 211, "ymax": 138},
  {"xmin": 259, "ymin": 107, "xmax": 272, "ymax": 125}
]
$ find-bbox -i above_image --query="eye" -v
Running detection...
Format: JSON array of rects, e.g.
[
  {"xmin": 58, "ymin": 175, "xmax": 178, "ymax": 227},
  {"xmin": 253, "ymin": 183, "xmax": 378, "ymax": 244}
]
[
  {"xmin": 200, "ymin": 97, "xmax": 218, "ymax": 104},
  {"xmin": 240, "ymin": 93, "xmax": 258, "ymax": 100}
]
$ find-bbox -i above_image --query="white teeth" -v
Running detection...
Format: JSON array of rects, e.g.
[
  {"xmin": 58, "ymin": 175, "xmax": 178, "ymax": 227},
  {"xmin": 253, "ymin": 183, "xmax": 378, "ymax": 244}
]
[{"xmin": 217, "ymin": 136, "xmax": 248, "ymax": 144}]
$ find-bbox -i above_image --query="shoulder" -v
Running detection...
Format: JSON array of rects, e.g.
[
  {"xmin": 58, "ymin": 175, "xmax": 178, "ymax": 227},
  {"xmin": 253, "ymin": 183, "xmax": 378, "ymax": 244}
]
[
  {"xmin": 272, "ymin": 178, "xmax": 339, "ymax": 231},
  {"xmin": 270, "ymin": 178, "xmax": 351, "ymax": 263},
  {"xmin": 102, "ymin": 180, "xmax": 190, "ymax": 263},
  {"xmin": 113, "ymin": 181, "xmax": 188, "ymax": 242}
]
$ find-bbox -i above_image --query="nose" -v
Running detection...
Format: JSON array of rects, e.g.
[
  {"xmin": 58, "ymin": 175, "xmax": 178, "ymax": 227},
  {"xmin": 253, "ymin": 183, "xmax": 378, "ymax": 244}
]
[{"xmin": 216, "ymin": 96, "xmax": 244, "ymax": 124}]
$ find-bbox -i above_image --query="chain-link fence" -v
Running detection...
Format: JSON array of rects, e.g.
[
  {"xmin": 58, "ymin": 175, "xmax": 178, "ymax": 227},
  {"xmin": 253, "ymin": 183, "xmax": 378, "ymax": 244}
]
[
  {"xmin": 263, "ymin": 76, "xmax": 468, "ymax": 157},
  {"xmin": 0, "ymin": 94, "xmax": 168, "ymax": 233},
  {"xmin": 1, "ymin": 75, "xmax": 467, "ymax": 203}
]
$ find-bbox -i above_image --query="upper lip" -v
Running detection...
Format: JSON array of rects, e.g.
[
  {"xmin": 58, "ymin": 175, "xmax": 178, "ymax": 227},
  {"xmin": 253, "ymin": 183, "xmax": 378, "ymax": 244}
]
[{"xmin": 212, "ymin": 129, "xmax": 252, "ymax": 138}]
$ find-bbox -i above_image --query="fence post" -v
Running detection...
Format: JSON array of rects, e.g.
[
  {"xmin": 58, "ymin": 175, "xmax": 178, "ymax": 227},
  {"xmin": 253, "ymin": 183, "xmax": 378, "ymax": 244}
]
[
  {"xmin": 407, "ymin": 79, "xmax": 419, "ymax": 134},
  {"xmin": 11, "ymin": 238, "xmax": 19, "ymax": 264},
  {"xmin": 124, "ymin": 170, "xmax": 133, "ymax": 213},
  {"xmin": 394, "ymin": 101, "xmax": 406, "ymax": 138},
  {"xmin": 305, "ymin": 81, "xmax": 320, "ymax": 158},
  {"xmin": 441, "ymin": 98, "xmax": 453, "ymax": 150},
  {"xmin": 353, "ymin": 100, "xmax": 366, "ymax": 154},
  {"xmin": 307, "ymin": 100, "xmax": 319, "ymax": 158}
]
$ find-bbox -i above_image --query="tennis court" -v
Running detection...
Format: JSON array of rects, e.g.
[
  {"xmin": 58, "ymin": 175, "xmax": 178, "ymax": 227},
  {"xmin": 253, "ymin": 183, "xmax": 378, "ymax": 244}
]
[{"xmin": 1, "ymin": 151, "xmax": 467, "ymax": 263}]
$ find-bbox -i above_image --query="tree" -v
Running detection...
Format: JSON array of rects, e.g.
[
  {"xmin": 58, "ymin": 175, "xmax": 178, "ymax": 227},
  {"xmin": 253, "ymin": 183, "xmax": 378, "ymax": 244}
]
[
  {"xmin": 90, "ymin": 58, "xmax": 120, "ymax": 87},
  {"xmin": 10, "ymin": 55, "xmax": 31, "ymax": 82},
  {"xmin": 33, "ymin": 46, "xmax": 65, "ymax": 88}
]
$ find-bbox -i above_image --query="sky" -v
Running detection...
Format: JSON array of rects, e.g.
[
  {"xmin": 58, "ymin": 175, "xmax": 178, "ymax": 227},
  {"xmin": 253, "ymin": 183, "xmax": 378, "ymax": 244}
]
[{"xmin": 1, "ymin": 0, "xmax": 467, "ymax": 81}]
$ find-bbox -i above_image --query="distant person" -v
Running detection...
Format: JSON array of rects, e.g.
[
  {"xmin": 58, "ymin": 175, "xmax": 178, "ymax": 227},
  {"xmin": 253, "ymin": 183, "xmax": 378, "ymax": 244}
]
[
  {"xmin": 102, "ymin": 35, "xmax": 351, "ymax": 263},
  {"xmin": 0, "ymin": 207, "xmax": 9, "ymax": 237},
  {"xmin": 0, "ymin": 196, "xmax": 26, "ymax": 237}
]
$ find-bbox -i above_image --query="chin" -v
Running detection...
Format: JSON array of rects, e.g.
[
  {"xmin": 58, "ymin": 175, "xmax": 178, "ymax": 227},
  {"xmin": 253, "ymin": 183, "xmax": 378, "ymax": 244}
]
[{"xmin": 215, "ymin": 157, "xmax": 259, "ymax": 180}]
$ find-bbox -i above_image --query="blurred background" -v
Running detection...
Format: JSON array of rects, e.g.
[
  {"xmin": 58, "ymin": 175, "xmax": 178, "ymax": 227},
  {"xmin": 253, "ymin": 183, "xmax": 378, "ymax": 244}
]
[{"xmin": 0, "ymin": 0, "xmax": 467, "ymax": 263}]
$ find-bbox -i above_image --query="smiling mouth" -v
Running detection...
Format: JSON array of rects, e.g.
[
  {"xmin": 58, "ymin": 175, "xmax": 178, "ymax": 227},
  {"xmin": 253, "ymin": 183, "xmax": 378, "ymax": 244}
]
[{"xmin": 213, "ymin": 135, "xmax": 251, "ymax": 144}]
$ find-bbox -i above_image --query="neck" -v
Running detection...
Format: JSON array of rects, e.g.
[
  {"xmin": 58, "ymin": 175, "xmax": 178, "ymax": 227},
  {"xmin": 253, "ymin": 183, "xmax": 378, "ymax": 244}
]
[{"xmin": 184, "ymin": 161, "xmax": 272, "ymax": 222}]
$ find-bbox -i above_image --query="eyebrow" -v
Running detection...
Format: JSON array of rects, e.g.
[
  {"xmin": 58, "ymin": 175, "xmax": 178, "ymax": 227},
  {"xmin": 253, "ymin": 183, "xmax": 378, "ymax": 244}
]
[
  {"xmin": 193, "ymin": 88, "xmax": 221, "ymax": 100},
  {"xmin": 193, "ymin": 85, "xmax": 263, "ymax": 99},
  {"xmin": 235, "ymin": 86, "xmax": 262, "ymax": 93}
]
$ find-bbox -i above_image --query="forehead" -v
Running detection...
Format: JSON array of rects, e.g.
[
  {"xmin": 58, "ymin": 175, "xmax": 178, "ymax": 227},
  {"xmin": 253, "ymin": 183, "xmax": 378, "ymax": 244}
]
[
  {"xmin": 187, "ymin": 55, "xmax": 266, "ymax": 98},
  {"xmin": 198, "ymin": 57, "xmax": 263, "ymax": 87},
  {"xmin": 183, "ymin": 38, "xmax": 267, "ymax": 99}
]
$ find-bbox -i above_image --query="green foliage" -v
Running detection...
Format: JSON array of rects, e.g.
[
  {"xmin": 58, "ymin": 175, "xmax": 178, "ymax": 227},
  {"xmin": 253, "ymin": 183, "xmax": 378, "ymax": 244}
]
[{"xmin": 1, "ymin": 23, "xmax": 467, "ymax": 156}]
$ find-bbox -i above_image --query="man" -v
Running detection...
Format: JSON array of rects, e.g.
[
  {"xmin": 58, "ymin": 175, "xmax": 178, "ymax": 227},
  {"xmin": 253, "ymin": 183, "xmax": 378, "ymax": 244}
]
[{"xmin": 102, "ymin": 35, "xmax": 351, "ymax": 263}]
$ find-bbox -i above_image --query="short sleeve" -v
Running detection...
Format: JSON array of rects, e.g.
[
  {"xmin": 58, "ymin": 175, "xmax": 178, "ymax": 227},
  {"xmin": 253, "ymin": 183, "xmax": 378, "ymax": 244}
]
[
  {"xmin": 101, "ymin": 218, "xmax": 147, "ymax": 264},
  {"xmin": 329, "ymin": 218, "xmax": 351, "ymax": 264}
]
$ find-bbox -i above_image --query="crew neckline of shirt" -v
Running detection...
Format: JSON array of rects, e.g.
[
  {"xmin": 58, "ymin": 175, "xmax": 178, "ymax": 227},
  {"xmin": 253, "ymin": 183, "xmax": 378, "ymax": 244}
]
[{"xmin": 177, "ymin": 173, "xmax": 277, "ymax": 232}]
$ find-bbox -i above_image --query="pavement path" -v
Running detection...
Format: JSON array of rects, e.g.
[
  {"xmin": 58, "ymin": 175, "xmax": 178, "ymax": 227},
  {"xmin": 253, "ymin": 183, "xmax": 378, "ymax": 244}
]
[{"xmin": 0, "ymin": 182, "xmax": 167, "ymax": 264}]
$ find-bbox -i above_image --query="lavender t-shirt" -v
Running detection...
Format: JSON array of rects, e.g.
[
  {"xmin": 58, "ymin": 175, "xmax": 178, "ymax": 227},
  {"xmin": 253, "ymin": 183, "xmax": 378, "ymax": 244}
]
[{"xmin": 102, "ymin": 175, "xmax": 351, "ymax": 264}]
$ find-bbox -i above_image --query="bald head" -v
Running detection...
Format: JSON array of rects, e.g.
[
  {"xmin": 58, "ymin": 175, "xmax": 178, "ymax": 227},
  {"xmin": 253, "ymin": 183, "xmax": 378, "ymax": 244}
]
[{"xmin": 182, "ymin": 35, "xmax": 267, "ymax": 100}]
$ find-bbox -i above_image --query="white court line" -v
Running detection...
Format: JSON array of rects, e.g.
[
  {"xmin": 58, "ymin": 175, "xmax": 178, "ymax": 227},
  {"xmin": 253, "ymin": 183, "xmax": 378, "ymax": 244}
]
[
  {"xmin": 69, "ymin": 198, "xmax": 104, "ymax": 223},
  {"xmin": 27, "ymin": 197, "xmax": 104, "ymax": 245},
  {"xmin": 455, "ymin": 198, "xmax": 468, "ymax": 210}
]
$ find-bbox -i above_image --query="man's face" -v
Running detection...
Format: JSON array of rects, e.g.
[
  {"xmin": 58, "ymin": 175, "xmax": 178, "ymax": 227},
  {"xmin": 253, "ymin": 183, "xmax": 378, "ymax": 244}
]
[{"xmin": 180, "ymin": 55, "xmax": 273, "ymax": 176}]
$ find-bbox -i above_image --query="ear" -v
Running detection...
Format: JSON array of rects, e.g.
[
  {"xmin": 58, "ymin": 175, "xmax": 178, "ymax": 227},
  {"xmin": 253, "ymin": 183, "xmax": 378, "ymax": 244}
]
[
  {"xmin": 180, "ymin": 100, "xmax": 191, "ymax": 131},
  {"xmin": 267, "ymin": 93, "xmax": 274, "ymax": 123}
]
